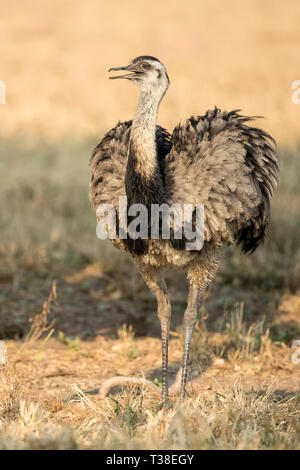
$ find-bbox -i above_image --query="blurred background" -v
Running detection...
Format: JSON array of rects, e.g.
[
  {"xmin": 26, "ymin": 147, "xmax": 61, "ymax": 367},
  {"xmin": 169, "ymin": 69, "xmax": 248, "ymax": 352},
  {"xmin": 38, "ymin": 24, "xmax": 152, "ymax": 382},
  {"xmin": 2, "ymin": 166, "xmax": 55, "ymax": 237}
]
[
  {"xmin": 0, "ymin": 0, "xmax": 300, "ymax": 340},
  {"xmin": 1, "ymin": 0, "xmax": 300, "ymax": 141}
]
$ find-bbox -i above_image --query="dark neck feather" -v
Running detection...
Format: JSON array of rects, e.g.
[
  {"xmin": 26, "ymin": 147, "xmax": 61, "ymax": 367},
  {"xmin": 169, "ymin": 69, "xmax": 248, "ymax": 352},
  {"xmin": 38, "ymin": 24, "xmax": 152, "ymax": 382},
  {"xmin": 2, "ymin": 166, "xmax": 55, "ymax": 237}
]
[
  {"xmin": 125, "ymin": 89, "xmax": 165, "ymax": 208},
  {"xmin": 125, "ymin": 142, "xmax": 164, "ymax": 208}
]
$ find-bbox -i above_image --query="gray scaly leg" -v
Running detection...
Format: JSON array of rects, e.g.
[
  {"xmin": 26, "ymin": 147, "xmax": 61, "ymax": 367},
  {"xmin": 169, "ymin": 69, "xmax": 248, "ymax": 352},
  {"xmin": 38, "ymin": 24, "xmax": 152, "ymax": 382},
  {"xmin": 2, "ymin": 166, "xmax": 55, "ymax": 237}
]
[
  {"xmin": 180, "ymin": 283, "xmax": 199, "ymax": 401},
  {"xmin": 179, "ymin": 257, "xmax": 221, "ymax": 401},
  {"xmin": 156, "ymin": 286, "xmax": 171, "ymax": 404},
  {"xmin": 135, "ymin": 262, "xmax": 171, "ymax": 405}
]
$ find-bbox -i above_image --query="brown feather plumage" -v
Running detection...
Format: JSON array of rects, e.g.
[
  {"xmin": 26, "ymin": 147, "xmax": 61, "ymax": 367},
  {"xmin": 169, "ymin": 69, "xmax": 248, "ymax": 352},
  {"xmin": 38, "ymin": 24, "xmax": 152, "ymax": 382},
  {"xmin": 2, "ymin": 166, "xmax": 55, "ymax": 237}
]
[{"xmin": 90, "ymin": 108, "xmax": 279, "ymax": 258}]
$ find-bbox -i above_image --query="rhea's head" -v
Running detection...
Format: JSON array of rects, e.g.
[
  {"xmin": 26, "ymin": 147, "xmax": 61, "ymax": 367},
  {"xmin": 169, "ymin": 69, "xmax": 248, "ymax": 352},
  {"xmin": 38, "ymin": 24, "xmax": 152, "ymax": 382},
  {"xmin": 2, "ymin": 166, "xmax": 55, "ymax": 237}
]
[{"xmin": 109, "ymin": 56, "xmax": 170, "ymax": 98}]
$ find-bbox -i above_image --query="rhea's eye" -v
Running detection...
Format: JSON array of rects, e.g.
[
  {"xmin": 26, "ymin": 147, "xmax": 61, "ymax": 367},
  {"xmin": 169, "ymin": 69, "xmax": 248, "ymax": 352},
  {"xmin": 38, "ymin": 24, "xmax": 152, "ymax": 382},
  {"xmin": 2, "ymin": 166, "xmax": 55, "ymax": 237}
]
[{"xmin": 141, "ymin": 62, "xmax": 150, "ymax": 70}]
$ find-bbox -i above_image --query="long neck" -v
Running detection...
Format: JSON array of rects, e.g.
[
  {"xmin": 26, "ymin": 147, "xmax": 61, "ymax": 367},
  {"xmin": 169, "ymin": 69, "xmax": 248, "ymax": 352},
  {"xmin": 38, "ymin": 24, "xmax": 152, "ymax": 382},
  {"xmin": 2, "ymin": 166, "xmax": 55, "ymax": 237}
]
[
  {"xmin": 130, "ymin": 90, "xmax": 160, "ymax": 176},
  {"xmin": 125, "ymin": 89, "xmax": 165, "ymax": 206}
]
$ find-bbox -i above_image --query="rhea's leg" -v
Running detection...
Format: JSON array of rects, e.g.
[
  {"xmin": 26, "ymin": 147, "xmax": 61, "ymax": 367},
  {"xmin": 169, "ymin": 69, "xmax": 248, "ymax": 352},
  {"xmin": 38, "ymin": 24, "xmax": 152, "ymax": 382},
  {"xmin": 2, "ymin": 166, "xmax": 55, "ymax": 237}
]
[
  {"xmin": 99, "ymin": 261, "xmax": 171, "ymax": 401},
  {"xmin": 180, "ymin": 283, "xmax": 199, "ymax": 401},
  {"xmin": 99, "ymin": 263, "xmax": 171, "ymax": 401},
  {"xmin": 155, "ymin": 283, "xmax": 171, "ymax": 402},
  {"xmin": 137, "ymin": 263, "xmax": 171, "ymax": 403},
  {"xmin": 180, "ymin": 255, "xmax": 222, "ymax": 401},
  {"xmin": 127, "ymin": 261, "xmax": 172, "ymax": 402}
]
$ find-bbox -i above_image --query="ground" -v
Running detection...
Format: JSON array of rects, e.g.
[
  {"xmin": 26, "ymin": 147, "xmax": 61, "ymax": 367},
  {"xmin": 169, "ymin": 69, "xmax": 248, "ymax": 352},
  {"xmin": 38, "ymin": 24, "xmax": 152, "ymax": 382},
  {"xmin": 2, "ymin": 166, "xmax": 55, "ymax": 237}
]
[{"xmin": 0, "ymin": 258, "xmax": 299, "ymax": 449}]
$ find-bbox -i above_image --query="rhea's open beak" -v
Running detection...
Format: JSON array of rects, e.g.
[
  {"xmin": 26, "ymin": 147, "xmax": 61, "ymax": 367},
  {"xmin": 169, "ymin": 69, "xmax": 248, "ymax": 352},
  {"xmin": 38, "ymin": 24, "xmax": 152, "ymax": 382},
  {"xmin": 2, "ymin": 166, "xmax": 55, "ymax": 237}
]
[{"xmin": 108, "ymin": 64, "xmax": 142, "ymax": 80}]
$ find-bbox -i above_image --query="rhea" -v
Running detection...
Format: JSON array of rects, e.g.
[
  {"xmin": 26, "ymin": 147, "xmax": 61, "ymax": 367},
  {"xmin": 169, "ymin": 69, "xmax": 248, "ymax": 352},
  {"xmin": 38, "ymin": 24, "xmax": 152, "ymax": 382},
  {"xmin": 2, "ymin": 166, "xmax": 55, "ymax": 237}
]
[{"xmin": 89, "ymin": 56, "xmax": 279, "ymax": 402}]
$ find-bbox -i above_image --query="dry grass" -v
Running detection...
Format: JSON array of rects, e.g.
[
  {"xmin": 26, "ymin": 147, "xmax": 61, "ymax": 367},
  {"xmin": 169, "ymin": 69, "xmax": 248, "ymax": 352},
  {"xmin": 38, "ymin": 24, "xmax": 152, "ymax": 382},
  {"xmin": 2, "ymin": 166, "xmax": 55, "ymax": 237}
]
[
  {"xmin": 0, "ymin": 313, "xmax": 299, "ymax": 450},
  {"xmin": 0, "ymin": 250, "xmax": 299, "ymax": 449}
]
